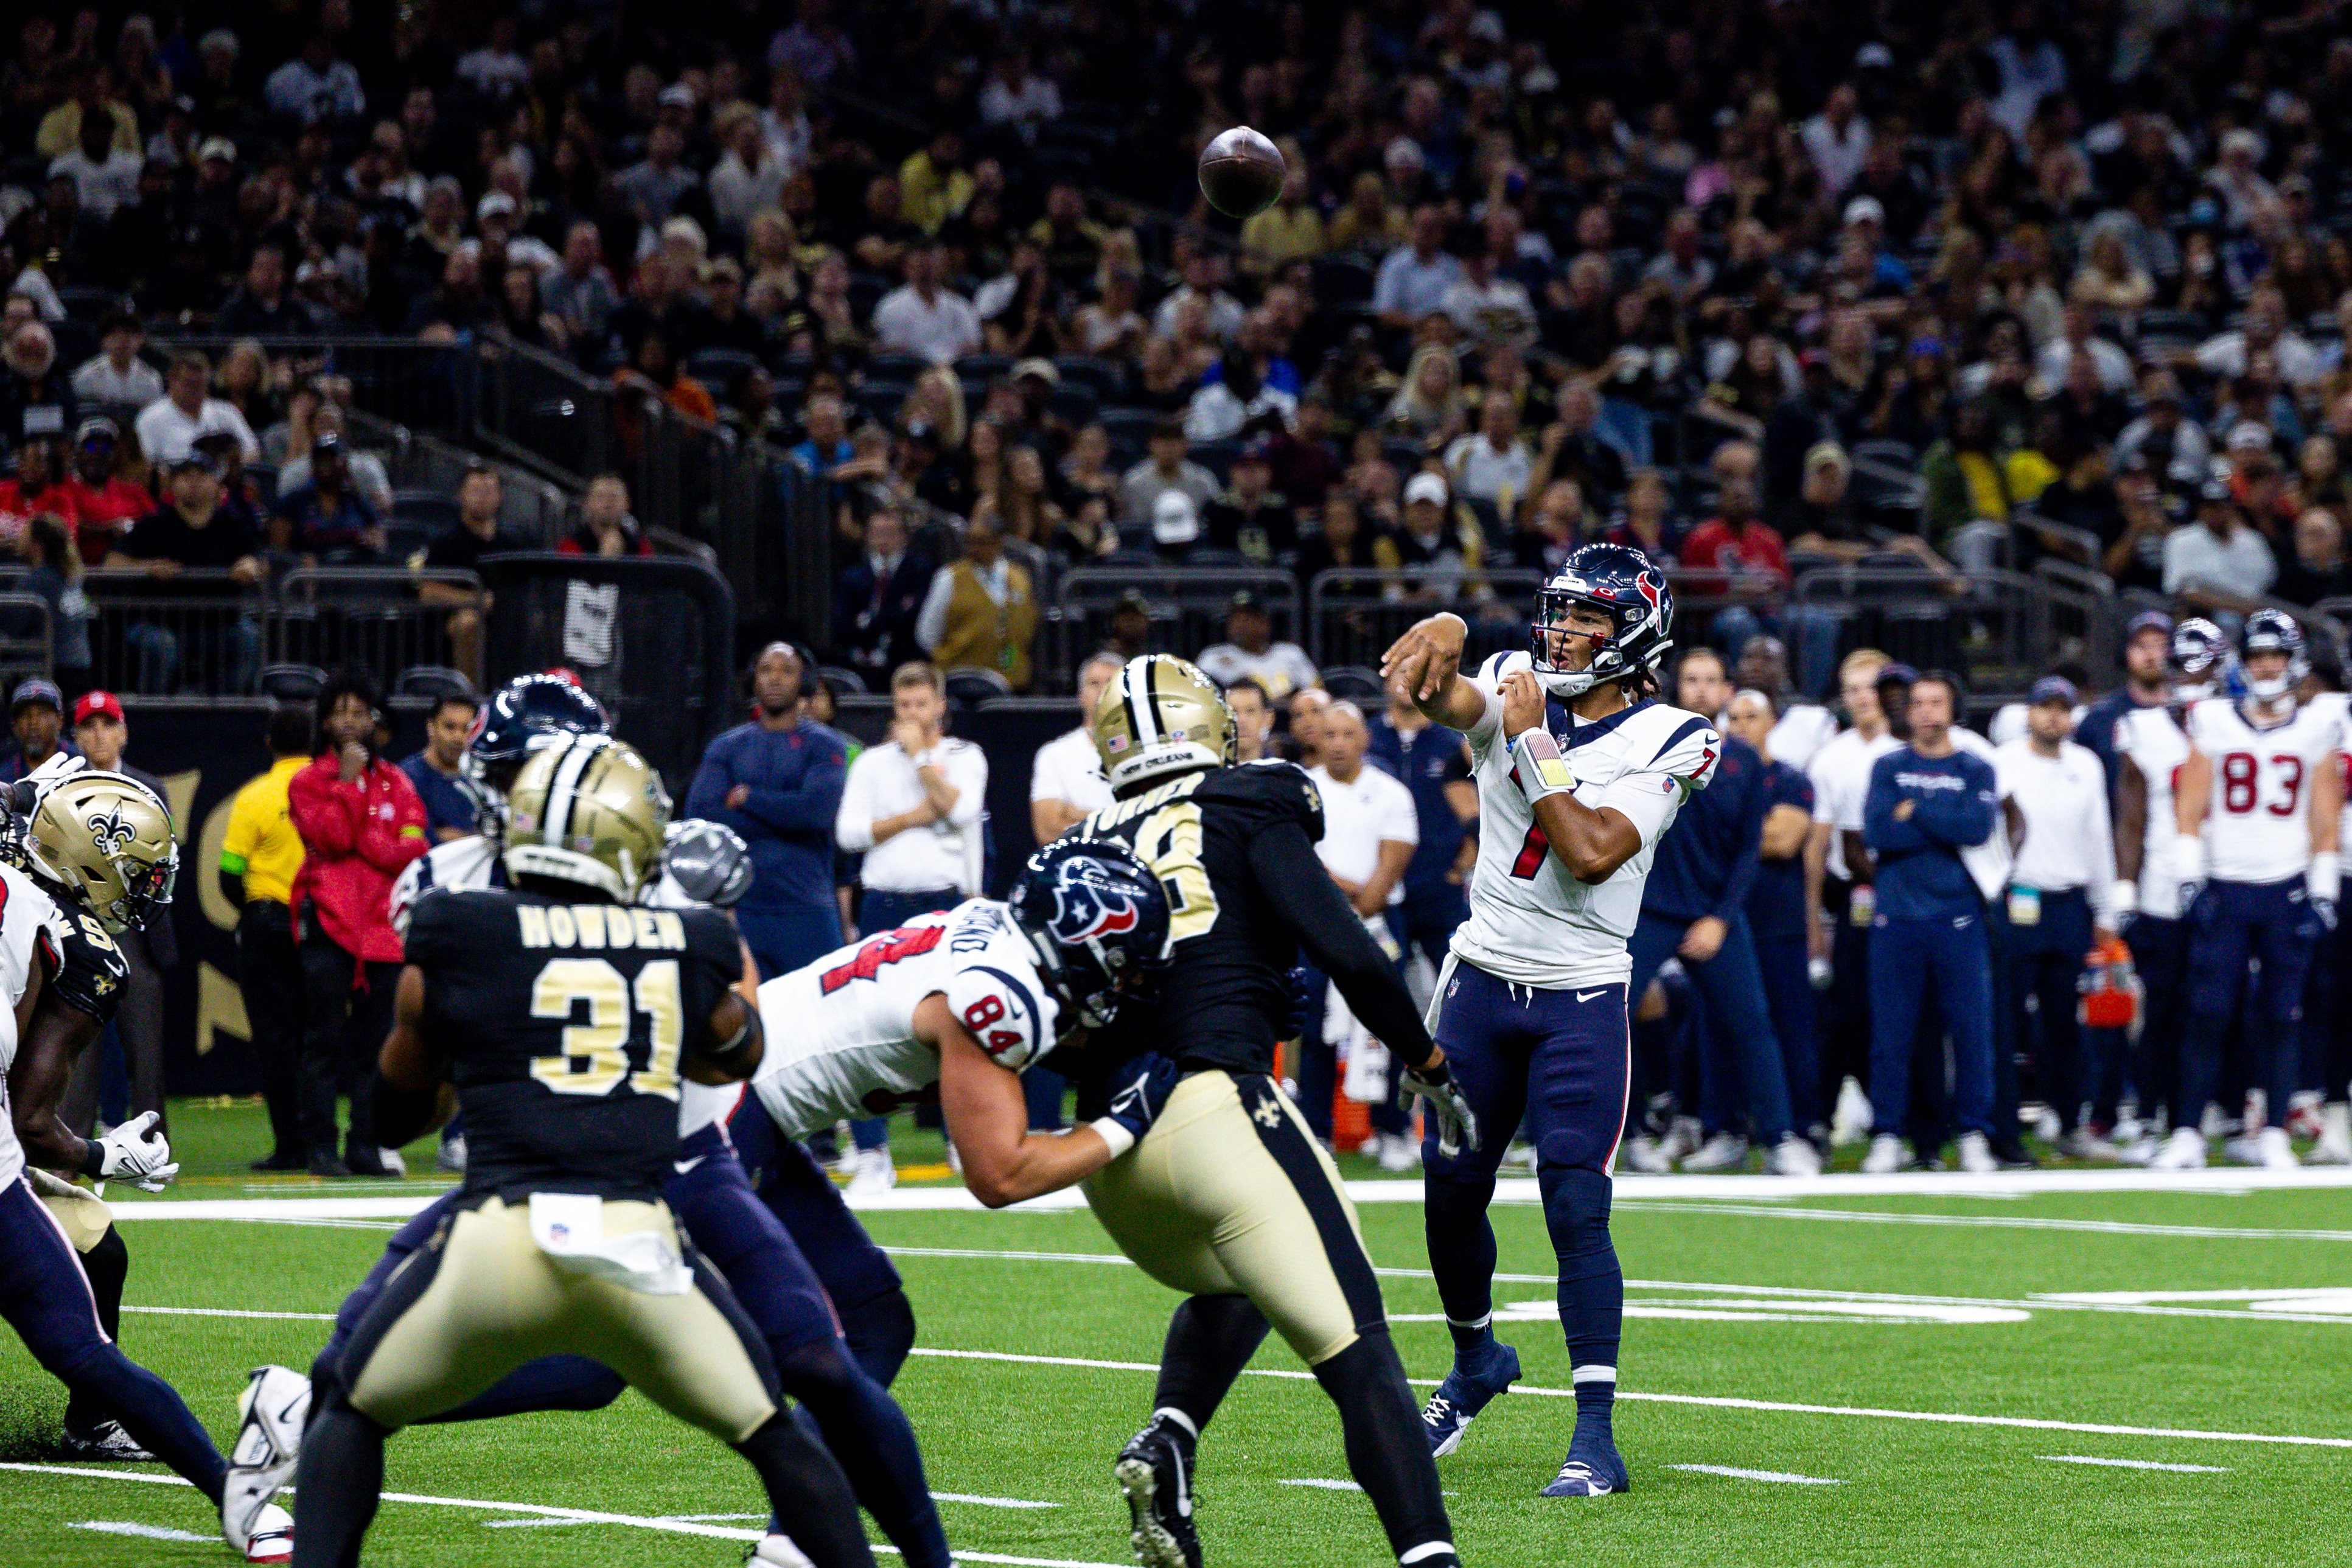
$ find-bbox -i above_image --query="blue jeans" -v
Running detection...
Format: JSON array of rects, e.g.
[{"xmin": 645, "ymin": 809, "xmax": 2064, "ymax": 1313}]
[
  {"xmin": 1709, "ymin": 604, "xmax": 1841, "ymax": 700},
  {"xmin": 1868, "ymin": 911, "xmax": 1996, "ymax": 1141},
  {"xmin": 1627, "ymin": 910, "xmax": 1794, "ymax": 1143}
]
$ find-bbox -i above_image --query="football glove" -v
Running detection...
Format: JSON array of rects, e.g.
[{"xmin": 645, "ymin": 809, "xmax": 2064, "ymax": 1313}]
[
  {"xmin": 1400, "ymin": 1056, "xmax": 1480, "ymax": 1159},
  {"xmin": 1092, "ymin": 1053, "xmax": 1184, "ymax": 1157},
  {"xmin": 87, "ymin": 1110, "xmax": 178, "ymax": 1191}
]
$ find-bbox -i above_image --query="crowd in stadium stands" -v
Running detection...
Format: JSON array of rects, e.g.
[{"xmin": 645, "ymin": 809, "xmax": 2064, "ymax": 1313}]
[{"xmin": 4, "ymin": 1, "xmax": 2352, "ymax": 1170}]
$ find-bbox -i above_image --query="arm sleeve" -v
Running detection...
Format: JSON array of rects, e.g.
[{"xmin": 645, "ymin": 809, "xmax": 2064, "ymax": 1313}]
[
  {"xmin": 940, "ymin": 744, "xmax": 986, "ymax": 828},
  {"xmin": 736, "ymin": 747, "xmax": 850, "ymax": 834},
  {"xmin": 1712, "ymin": 769, "xmax": 1768, "ymax": 922},
  {"xmin": 286, "ymin": 765, "xmax": 359, "ymax": 859},
  {"xmin": 1248, "ymin": 818, "xmax": 1436, "ymax": 1065},
  {"xmin": 1460, "ymin": 654, "xmax": 1510, "ymax": 752},
  {"xmin": 836, "ymin": 753, "xmax": 879, "ymax": 852}
]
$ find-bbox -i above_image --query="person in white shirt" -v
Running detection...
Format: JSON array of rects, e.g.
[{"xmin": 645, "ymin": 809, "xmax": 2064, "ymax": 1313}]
[
  {"xmin": 1303, "ymin": 701, "xmax": 1420, "ymax": 1171},
  {"xmin": 69, "ymin": 312, "xmax": 164, "ymax": 411},
  {"xmin": 1994, "ymin": 677, "xmax": 2120, "ymax": 1160},
  {"xmin": 1194, "ymin": 591, "xmax": 1318, "ymax": 700},
  {"xmin": 1735, "ymin": 635, "xmax": 1836, "ymax": 771},
  {"xmin": 2163, "ymin": 476, "xmax": 2277, "ymax": 614},
  {"xmin": 2194, "ymin": 284, "xmax": 2323, "ymax": 389},
  {"xmin": 1799, "ymin": 83, "xmax": 1871, "ymax": 197},
  {"xmin": 870, "ymin": 241, "xmax": 981, "ymax": 366},
  {"xmin": 134, "ymin": 350, "xmax": 260, "ymax": 465},
  {"xmin": 1030, "ymin": 650, "xmax": 1122, "ymax": 843},
  {"xmin": 1806, "ymin": 649, "xmax": 1899, "ymax": 1140},
  {"xmin": 834, "ymin": 661, "xmax": 991, "ymax": 1191},
  {"xmin": 1443, "ymin": 396, "xmax": 1535, "ymax": 512}
]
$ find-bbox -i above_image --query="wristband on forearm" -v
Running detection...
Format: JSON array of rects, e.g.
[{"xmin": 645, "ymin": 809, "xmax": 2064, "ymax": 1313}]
[
  {"xmin": 80, "ymin": 1137, "xmax": 104, "ymax": 1178},
  {"xmin": 1087, "ymin": 1116, "xmax": 1136, "ymax": 1158},
  {"xmin": 2311, "ymin": 851, "xmax": 2342, "ymax": 904},
  {"xmin": 2109, "ymin": 879, "xmax": 2138, "ymax": 916},
  {"xmin": 2172, "ymin": 835, "xmax": 2207, "ymax": 882},
  {"xmin": 1509, "ymin": 728, "xmax": 1577, "ymax": 808}
]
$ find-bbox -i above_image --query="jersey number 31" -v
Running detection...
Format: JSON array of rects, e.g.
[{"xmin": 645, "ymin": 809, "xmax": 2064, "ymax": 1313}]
[{"xmin": 530, "ymin": 958, "xmax": 686, "ymax": 1101}]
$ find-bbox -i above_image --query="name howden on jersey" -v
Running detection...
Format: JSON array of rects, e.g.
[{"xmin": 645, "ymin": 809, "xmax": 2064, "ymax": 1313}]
[{"xmin": 515, "ymin": 903, "xmax": 694, "ymax": 951}]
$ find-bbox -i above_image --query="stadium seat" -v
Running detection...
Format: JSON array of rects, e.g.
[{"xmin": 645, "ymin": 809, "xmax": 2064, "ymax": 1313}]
[
  {"xmin": 816, "ymin": 664, "xmax": 868, "ymax": 694},
  {"xmin": 687, "ymin": 347, "xmax": 763, "ymax": 389},
  {"xmin": 943, "ymin": 667, "xmax": 1013, "ymax": 707},
  {"xmin": 1321, "ymin": 665, "xmax": 1386, "ymax": 702},
  {"xmin": 391, "ymin": 490, "xmax": 461, "ymax": 537},
  {"xmin": 397, "ymin": 665, "xmax": 476, "ymax": 700},
  {"xmin": 257, "ymin": 663, "xmax": 328, "ymax": 703}
]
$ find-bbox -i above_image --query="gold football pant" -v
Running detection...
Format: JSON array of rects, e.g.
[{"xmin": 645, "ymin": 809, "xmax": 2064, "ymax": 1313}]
[
  {"xmin": 1084, "ymin": 1070, "xmax": 1387, "ymax": 1366},
  {"xmin": 340, "ymin": 1195, "xmax": 780, "ymax": 1441}
]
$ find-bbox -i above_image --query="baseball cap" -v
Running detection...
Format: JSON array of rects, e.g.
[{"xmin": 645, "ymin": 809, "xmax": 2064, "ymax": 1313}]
[
  {"xmin": 1843, "ymin": 195, "xmax": 1885, "ymax": 228},
  {"xmin": 1384, "ymin": 136, "xmax": 1426, "ymax": 171},
  {"xmin": 1404, "ymin": 472, "xmax": 1450, "ymax": 507},
  {"xmin": 312, "ymin": 430, "xmax": 343, "ymax": 458},
  {"xmin": 1235, "ymin": 437, "xmax": 1275, "ymax": 464},
  {"xmin": 1152, "ymin": 491, "xmax": 1199, "ymax": 545},
  {"xmin": 2200, "ymin": 472, "xmax": 2234, "ymax": 503},
  {"xmin": 1113, "ymin": 587, "xmax": 1153, "ymax": 616},
  {"xmin": 198, "ymin": 136, "xmax": 236, "ymax": 164},
  {"xmin": 1229, "ymin": 589, "xmax": 1268, "ymax": 613},
  {"xmin": 475, "ymin": 190, "xmax": 518, "ymax": 223},
  {"xmin": 658, "ymin": 83, "xmax": 697, "ymax": 108},
  {"xmin": 1874, "ymin": 662, "xmax": 1921, "ymax": 688},
  {"xmin": 1855, "ymin": 41, "xmax": 1894, "ymax": 68},
  {"xmin": 2126, "ymin": 609, "xmax": 2174, "ymax": 642},
  {"xmin": 166, "ymin": 449, "xmax": 218, "ymax": 474},
  {"xmin": 1804, "ymin": 440, "xmax": 1849, "ymax": 473},
  {"xmin": 2227, "ymin": 422, "xmax": 2272, "ymax": 453},
  {"xmin": 72, "ymin": 690, "xmax": 124, "ymax": 727},
  {"xmin": 2029, "ymin": 675, "xmax": 2079, "ymax": 707},
  {"xmin": 1011, "ymin": 357, "xmax": 1060, "ymax": 386},
  {"xmin": 75, "ymin": 416, "xmax": 118, "ymax": 447},
  {"xmin": 10, "ymin": 678, "xmax": 63, "ymax": 716}
]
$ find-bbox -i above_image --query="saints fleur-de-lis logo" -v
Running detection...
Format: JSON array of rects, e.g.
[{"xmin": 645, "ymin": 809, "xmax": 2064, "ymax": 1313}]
[{"xmin": 87, "ymin": 807, "xmax": 135, "ymax": 857}]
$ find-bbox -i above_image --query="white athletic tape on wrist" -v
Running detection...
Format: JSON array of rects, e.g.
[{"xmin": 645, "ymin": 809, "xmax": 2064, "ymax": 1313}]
[
  {"xmin": 1088, "ymin": 1117, "xmax": 1137, "ymax": 1159},
  {"xmin": 2109, "ymin": 879, "xmax": 2137, "ymax": 916},
  {"xmin": 1509, "ymin": 728, "xmax": 1577, "ymax": 807},
  {"xmin": 2312, "ymin": 852, "xmax": 2342, "ymax": 904},
  {"xmin": 2172, "ymin": 835, "xmax": 2207, "ymax": 883}
]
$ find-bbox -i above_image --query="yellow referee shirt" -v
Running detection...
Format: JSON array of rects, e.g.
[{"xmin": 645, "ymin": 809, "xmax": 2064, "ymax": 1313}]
[{"xmin": 219, "ymin": 756, "xmax": 308, "ymax": 905}]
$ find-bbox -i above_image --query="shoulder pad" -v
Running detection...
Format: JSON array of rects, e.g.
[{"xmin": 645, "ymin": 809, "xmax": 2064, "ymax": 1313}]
[
  {"xmin": 1478, "ymin": 649, "xmax": 1530, "ymax": 688},
  {"xmin": 1635, "ymin": 708, "xmax": 1722, "ymax": 792},
  {"xmin": 944, "ymin": 956, "xmax": 1058, "ymax": 1072},
  {"xmin": 46, "ymin": 907, "xmax": 129, "ymax": 1024},
  {"xmin": 1201, "ymin": 759, "xmax": 1324, "ymax": 837}
]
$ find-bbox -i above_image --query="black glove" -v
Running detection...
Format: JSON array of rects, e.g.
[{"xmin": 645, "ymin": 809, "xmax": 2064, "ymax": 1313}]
[{"xmin": 1103, "ymin": 1052, "xmax": 1184, "ymax": 1145}]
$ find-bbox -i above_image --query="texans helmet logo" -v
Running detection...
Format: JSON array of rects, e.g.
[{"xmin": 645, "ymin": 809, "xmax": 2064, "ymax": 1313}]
[
  {"xmin": 86, "ymin": 807, "xmax": 135, "ymax": 857},
  {"xmin": 1634, "ymin": 573, "xmax": 1664, "ymax": 613},
  {"xmin": 1053, "ymin": 869, "xmax": 1140, "ymax": 943}
]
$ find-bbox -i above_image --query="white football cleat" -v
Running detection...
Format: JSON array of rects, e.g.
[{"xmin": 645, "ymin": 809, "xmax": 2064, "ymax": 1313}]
[
  {"xmin": 750, "ymin": 1532, "xmax": 818, "ymax": 1567},
  {"xmin": 237, "ymin": 1502, "xmax": 293, "ymax": 1563},
  {"xmin": 1680, "ymin": 1132, "xmax": 1748, "ymax": 1173},
  {"xmin": 2285, "ymin": 1092, "xmax": 2325, "ymax": 1142},
  {"xmin": 376, "ymin": 1146, "xmax": 407, "ymax": 1177},
  {"xmin": 846, "ymin": 1148, "xmax": 897, "ymax": 1196},
  {"xmin": 223, "ymin": 1365, "xmax": 310, "ymax": 1553},
  {"xmin": 2224, "ymin": 1127, "xmax": 2297, "ymax": 1169},
  {"xmin": 1377, "ymin": 1133, "xmax": 1420, "ymax": 1173},
  {"xmin": 2148, "ymin": 1126, "xmax": 2208, "ymax": 1170},
  {"xmin": 1764, "ymin": 1135, "xmax": 1821, "ymax": 1176},
  {"xmin": 2113, "ymin": 1132, "xmax": 2162, "ymax": 1167},
  {"xmin": 2306, "ymin": 1105, "xmax": 2352, "ymax": 1166},
  {"xmin": 1657, "ymin": 1116, "xmax": 1701, "ymax": 1165},
  {"xmin": 1860, "ymin": 1134, "xmax": 1907, "ymax": 1174},
  {"xmin": 1955, "ymin": 1131, "xmax": 1997, "ymax": 1174},
  {"xmin": 2054, "ymin": 1129, "xmax": 2118, "ymax": 1162}
]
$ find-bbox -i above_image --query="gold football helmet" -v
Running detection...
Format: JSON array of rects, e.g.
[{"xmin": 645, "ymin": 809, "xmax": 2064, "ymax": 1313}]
[
  {"xmin": 1092, "ymin": 654, "xmax": 1237, "ymax": 793},
  {"xmin": 503, "ymin": 733, "xmax": 670, "ymax": 902},
  {"xmin": 23, "ymin": 768, "xmax": 179, "ymax": 933}
]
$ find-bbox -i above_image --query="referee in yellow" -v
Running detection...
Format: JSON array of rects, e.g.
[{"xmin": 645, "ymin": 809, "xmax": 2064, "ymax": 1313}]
[{"xmin": 219, "ymin": 704, "xmax": 315, "ymax": 1171}]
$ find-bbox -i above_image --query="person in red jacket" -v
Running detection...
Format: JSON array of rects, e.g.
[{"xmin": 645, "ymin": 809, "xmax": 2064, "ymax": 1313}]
[{"xmin": 288, "ymin": 667, "xmax": 428, "ymax": 1177}]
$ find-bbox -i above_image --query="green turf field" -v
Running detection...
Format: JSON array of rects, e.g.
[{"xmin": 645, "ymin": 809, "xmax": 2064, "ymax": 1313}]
[{"xmin": 5, "ymin": 1099, "xmax": 2351, "ymax": 1568}]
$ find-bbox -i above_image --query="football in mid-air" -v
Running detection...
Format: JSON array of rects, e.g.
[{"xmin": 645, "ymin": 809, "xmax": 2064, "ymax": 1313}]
[{"xmin": 1198, "ymin": 127, "xmax": 1285, "ymax": 218}]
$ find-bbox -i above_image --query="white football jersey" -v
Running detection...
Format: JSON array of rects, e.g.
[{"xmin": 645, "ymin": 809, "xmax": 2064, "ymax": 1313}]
[
  {"xmin": 1448, "ymin": 652, "xmax": 1718, "ymax": 988},
  {"xmin": 0, "ymin": 865, "xmax": 79, "ymax": 1186},
  {"xmin": 750, "ymin": 899, "xmax": 1061, "ymax": 1137},
  {"xmin": 1807, "ymin": 727, "xmax": 1898, "ymax": 882},
  {"xmin": 389, "ymin": 834, "xmax": 500, "ymax": 939},
  {"xmin": 2115, "ymin": 704, "xmax": 2196, "ymax": 918},
  {"xmin": 2185, "ymin": 695, "xmax": 2344, "ymax": 884}
]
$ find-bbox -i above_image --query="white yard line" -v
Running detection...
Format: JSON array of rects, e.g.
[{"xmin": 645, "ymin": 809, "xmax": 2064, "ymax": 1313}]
[
  {"xmin": 122, "ymin": 1304, "xmax": 336, "ymax": 1322},
  {"xmin": 900, "ymin": 1348, "xmax": 2352, "ymax": 1449},
  {"xmin": 69, "ymin": 1520, "xmax": 216, "ymax": 1541},
  {"xmin": 0, "ymin": 1464, "xmax": 1119, "ymax": 1568},
  {"xmin": 1667, "ymin": 1464, "xmax": 1844, "ymax": 1485},
  {"xmin": 2038, "ymin": 1455, "xmax": 2228, "ymax": 1473},
  {"xmin": 1617, "ymin": 1200, "xmax": 2352, "ymax": 1242}
]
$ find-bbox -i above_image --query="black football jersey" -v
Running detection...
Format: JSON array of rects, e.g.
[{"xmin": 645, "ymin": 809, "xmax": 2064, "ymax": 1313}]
[
  {"xmin": 403, "ymin": 887, "xmax": 741, "ymax": 1200},
  {"xmin": 46, "ymin": 904, "xmax": 130, "ymax": 1026},
  {"xmin": 1073, "ymin": 760, "xmax": 1326, "ymax": 1091}
]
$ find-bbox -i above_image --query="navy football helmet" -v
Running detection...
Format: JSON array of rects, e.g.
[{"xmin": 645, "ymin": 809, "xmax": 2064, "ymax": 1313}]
[
  {"xmin": 465, "ymin": 673, "xmax": 614, "ymax": 800},
  {"xmin": 1530, "ymin": 542, "xmax": 1676, "ymax": 697},
  {"xmin": 1009, "ymin": 838, "xmax": 1173, "ymax": 1031},
  {"xmin": 2238, "ymin": 608, "xmax": 2309, "ymax": 701},
  {"xmin": 660, "ymin": 818, "xmax": 753, "ymax": 908},
  {"xmin": 2168, "ymin": 616, "xmax": 2228, "ymax": 703}
]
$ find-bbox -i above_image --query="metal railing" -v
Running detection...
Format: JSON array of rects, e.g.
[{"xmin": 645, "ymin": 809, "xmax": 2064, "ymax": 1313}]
[
  {"xmin": 1305, "ymin": 569, "xmax": 1543, "ymax": 671},
  {"xmin": 344, "ymin": 408, "xmax": 570, "ymax": 545},
  {"xmin": 1788, "ymin": 565, "xmax": 2122, "ymax": 703},
  {"xmin": 1041, "ymin": 566, "xmax": 1301, "ymax": 689},
  {"xmin": 82, "ymin": 570, "xmax": 266, "ymax": 697},
  {"xmin": 270, "ymin": 567, "xmax": 484, "ymax": 689}
]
